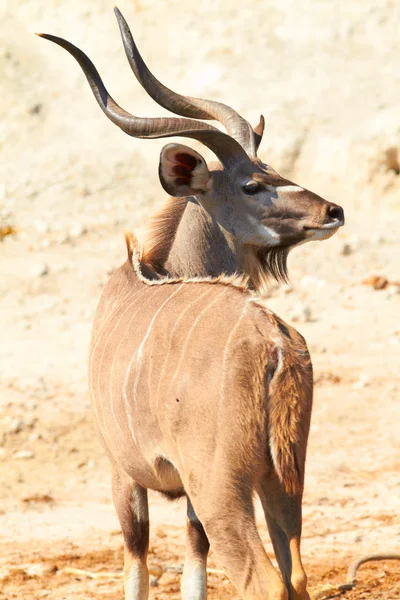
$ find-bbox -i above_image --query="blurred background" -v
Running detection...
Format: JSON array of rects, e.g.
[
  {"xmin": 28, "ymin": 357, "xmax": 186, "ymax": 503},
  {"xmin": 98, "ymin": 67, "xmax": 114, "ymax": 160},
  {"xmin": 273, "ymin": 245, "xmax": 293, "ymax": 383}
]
[{"xmin": 1, "ymin": 1, "xmax": 399, "ymax": 598}]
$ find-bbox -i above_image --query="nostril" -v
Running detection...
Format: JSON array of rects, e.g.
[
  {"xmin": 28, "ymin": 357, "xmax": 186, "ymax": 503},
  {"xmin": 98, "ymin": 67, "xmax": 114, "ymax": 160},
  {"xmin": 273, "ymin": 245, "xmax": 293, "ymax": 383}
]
[{"xmin": 327, "ymin": 205, "xmax": 344, "ymax": 222}]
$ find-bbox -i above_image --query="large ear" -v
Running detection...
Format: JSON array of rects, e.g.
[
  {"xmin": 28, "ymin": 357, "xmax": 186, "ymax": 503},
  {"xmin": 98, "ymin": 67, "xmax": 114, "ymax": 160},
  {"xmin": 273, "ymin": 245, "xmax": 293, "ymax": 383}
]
[{"xmin": 159, "ymin": 143, "xmax": 211, "ymax": 197}]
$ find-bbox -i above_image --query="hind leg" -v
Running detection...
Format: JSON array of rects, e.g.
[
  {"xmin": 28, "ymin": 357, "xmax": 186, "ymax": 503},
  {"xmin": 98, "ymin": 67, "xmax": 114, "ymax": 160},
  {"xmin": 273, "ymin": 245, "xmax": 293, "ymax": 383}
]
[
  {"xmin": 185, "ymin": 479, "xmax": 287, "ymax": 600},
  {"xmin": 181, "ymin": 498, "xmax": 210, "ymax": 600},
  {"xmin": 259, "ymin": 474, "xmax": 309, "ymax": 600},
  {"xmin": 111, "ymin": 464, "xmax": 149, "ymax": 600}
]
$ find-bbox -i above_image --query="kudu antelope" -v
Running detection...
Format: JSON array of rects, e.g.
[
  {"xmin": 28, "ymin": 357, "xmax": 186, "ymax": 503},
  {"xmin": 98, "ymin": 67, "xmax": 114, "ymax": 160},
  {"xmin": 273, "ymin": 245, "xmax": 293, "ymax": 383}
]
[{"xmin": 38, "ymin": 9, "xmax": 345, "ymax": 600}]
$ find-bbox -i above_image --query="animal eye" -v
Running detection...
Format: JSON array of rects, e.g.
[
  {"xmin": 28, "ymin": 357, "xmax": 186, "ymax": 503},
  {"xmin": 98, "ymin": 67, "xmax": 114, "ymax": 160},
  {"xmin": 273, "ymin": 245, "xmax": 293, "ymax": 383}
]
[{"xmin": 243, "ymin": 181, "xmax": 262, "ymax": 195}]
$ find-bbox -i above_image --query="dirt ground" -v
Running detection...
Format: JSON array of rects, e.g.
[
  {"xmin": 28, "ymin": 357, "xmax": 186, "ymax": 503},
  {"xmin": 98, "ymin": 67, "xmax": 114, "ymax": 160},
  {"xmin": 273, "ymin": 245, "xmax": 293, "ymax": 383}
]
[{"xmin": 1, "ymin": 1, "xmax": 399, "ymax": 598}]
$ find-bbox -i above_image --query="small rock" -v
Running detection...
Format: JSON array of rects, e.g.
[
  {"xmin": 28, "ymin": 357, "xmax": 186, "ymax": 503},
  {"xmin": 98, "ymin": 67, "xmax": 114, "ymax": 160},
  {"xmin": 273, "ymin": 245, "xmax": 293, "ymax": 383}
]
[
  {"xmin": 25, "ymin": 563, "xmax": 53, "ymax": 577},
  {"xmin": 57, "ymin": 233, "xmax": 71, "ymax": 244},
  {"xmin": 341, "ymin": 243, "xmax": 352, "ymax": 256},
  {"xmin": 69, "ymin": 222, "xmax": 87, "ymax": 238},
  {"xmin": 13, "ymin": 450, "xmax": 35, "ymax": 460},
  {"xmin": 362, "ymin": 275, "xmax": 388, "ymax": 290},
  {"xmin": 30, "ymin": 263, "xmax": 49, "ymax": 277},
  {"xmin": 352, "ymin": 374, "xmax": 370, "ymax": 390},
  {"xmin": 8, "ymin": 419, "xmax": 24, "ymax": 434},
  {"xmin": 150, "ymin": 576, "xmax": 159, "ymax": 587},
  {"xmin": 29, "ymin": 103, "xmax": 43, "ymax": 115},
  {"xmin": 32, "ymin": 219, "xmax": 49, "ymax": 234}
]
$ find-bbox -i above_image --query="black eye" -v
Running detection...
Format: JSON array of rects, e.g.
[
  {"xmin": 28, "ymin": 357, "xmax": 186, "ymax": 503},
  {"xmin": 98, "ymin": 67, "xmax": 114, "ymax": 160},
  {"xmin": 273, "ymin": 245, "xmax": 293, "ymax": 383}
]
[{"xmin": 243, "ymin": 181, "xmax": 263, "ymax": 195}]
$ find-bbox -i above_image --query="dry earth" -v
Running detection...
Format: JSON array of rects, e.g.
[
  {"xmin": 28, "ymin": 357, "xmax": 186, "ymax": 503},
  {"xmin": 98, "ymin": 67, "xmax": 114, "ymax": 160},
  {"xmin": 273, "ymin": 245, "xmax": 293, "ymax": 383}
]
[{"xmin": 1, "ymin": 0, "xmax": 399, "ymax": 598}]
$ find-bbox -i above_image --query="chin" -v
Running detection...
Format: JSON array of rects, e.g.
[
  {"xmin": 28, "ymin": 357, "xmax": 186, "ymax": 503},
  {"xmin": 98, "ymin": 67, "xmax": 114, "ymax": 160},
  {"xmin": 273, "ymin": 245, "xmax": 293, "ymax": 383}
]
[{"xmin": 306, "ymin": 227, "xmax": 340, "ymax": 241}]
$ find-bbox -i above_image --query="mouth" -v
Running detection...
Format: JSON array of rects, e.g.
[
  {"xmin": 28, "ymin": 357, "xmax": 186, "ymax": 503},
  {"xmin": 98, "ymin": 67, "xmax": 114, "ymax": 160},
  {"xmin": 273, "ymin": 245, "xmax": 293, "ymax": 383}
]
[
  {"xmin": 302, "ymin": 219, "xmax": 343, "ymax": 242},
  {"xmin": 304, "ymin": 219, "xmax": 344, "ymax": 231}
]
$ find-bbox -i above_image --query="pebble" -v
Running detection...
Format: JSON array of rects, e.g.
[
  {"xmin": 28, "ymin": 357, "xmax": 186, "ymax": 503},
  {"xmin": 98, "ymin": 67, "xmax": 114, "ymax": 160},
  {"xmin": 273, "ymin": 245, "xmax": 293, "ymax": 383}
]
[
  {"xmin": 69, "ymin": 222, "xmax": 87, "ymax": 238},
  {"xmin": 341, "ymin": 243, "xmax": 352, "ymax": 256},
  {"xmin": 24, "ymin": 563, "xmax": 54, "ymax": 577},
  {"xmin": 13, "ymin": 450, "xmax": 35, "ymax": 460},
  {"xmin": 32, "ymin": 219, "xmax": 49, "ymax": 234},
  {"xmin": 352, "ymin": 374, "xmax": 370, "ymax": 390},
  {"xmin": 8, "ymin": 419, "xmax": 25, "ymax": 434},
  {"xmin": 30, "ymin": 262, "xmax": 49, "ymax": 277}
]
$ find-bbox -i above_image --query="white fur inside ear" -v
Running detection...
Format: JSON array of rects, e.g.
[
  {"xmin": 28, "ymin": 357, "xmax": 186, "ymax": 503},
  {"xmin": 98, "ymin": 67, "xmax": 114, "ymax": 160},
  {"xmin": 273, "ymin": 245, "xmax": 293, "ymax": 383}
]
[
  {"xmin": 190, "ymin": 160, "xmax": 210, "ymax": 190},
  {"xmin": 160, "ymin": 144, "xmax": 210, "ymax": 193}
]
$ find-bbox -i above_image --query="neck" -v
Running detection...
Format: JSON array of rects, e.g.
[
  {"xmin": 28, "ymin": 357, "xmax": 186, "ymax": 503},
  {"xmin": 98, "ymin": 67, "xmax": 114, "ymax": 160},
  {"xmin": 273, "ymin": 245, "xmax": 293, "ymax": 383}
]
[{"xmin": 164, "ymin": 199, "xmax": 238, "ymax": 278}]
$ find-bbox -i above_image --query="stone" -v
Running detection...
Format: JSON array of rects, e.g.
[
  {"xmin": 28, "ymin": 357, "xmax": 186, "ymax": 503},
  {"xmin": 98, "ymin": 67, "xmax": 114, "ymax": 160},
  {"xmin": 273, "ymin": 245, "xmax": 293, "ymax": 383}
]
[
  {"xmin": 352, "ymin": 374, "xmax": 370, "ymax": 390},
  {"xmin": 13, "ymin": 450, "xmax": 35, "ymax": 460},
  {"xmin": 69, "ymin": 222, "xmax": 87, "ymax": 238},
  {"xmin": 30, "ymin": 263, "xmax": 49, "ymax": 277},
  {"xmin": 341, "ymin": 243, "xmax": 352, "ymax": 256}
]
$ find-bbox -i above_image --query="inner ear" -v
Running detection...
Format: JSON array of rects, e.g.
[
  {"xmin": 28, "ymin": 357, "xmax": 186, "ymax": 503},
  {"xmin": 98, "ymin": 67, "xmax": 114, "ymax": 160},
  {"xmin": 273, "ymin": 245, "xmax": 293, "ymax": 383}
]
[{"xmin": 159, "ymin": 143, "xmax": 211, "ymax": 197}]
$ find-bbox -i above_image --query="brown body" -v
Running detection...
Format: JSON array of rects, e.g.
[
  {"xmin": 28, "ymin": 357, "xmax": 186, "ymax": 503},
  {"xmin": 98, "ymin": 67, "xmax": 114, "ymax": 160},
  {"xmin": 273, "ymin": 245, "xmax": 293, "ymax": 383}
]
[
  {"xmin": 38, "ymin": 9, "xmax": 345, "ymax": 600},
  {"xmin": 90, "ymin": 237, "xmax": 312, "ymax": 599}
]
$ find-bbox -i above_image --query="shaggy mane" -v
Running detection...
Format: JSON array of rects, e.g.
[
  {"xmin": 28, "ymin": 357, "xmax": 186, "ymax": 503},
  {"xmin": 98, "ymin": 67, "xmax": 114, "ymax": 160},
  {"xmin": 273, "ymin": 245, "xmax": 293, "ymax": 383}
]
[{"xmin": 141, "ymin": 196, "xmax": 188, "ymax": 270}]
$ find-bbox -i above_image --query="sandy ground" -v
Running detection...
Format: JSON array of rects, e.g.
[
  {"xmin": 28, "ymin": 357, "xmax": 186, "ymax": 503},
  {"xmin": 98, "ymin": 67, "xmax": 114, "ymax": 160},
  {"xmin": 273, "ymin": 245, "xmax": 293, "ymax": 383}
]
[{"xmin": 1, "ymin": 0, "xmax": 400, "ymax": 598}]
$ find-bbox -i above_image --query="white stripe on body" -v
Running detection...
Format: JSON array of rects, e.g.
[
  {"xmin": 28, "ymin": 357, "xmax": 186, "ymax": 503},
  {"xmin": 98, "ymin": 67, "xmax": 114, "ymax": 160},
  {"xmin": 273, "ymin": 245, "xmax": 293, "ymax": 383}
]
[
  {"xmin": 124, "ymin": 284, "xmax": 185, "ymax": 448},
  {"xmin": 92, "ymin": 285, "xmax": 151, "ymax": 448},
  {"xmin": 108, "ymin": 286, "xmax": 162, "ymax": 440},
  {"xmin": 155, "ymin": 287, "xmax": 215, "ymax": 408},
  {"xmin": 89, "ymin": 281, "xmax": 132, "ymax": 398},
  {"xmin": 132, "ymin": 284, "xmax": 185, "ymax": 407},
  {"xmin": 168, "ymin": 289, "xmax": 226, "ymax": 399},
  {"xmin": 219, "ymin": 303, "xmax": 248, "ymax": 407}
]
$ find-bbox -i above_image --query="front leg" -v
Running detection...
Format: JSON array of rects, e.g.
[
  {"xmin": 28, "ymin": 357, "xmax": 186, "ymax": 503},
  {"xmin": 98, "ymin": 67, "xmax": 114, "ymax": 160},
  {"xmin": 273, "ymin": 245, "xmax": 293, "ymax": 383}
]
[
  {"xmin": 111, "ymin": 465, "xmax": 149, "ymax": 600},
  {"xmin": 181, "ymin": 498, "xmax": 210, "ymax": 600}
]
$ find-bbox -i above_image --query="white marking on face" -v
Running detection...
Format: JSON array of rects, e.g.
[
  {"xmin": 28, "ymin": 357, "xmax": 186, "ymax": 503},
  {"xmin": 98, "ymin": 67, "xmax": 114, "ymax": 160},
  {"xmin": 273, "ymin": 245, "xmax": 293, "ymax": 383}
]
[
  {"xmin": 277, "ymin": 185, "xmax": 304, "ymax": 193},
  {"xmin": 262, "ymin": 224, "xmax": 281, "ymax": 244},
  {"xmin": 247, "ymin": 216, "xmax": 281, "ymax": 246},
  {"xmin": 305, "ymin": 226, "xmax": 338, "ymax": 241}
]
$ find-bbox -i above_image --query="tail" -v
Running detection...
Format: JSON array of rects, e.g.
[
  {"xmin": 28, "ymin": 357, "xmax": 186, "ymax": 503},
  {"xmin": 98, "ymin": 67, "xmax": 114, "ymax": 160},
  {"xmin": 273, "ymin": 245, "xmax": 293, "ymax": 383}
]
[{"xmin": 267, "ymin": 333, "xmax": 313, "ymax": 495}]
